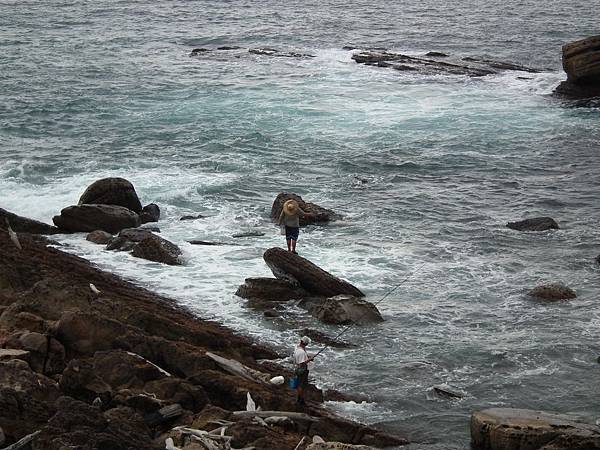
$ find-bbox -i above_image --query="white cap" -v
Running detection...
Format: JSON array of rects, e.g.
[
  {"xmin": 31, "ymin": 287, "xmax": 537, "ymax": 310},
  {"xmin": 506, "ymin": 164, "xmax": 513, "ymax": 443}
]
[{"xmin": 300, "ymin": 336, "xmax": 311, "ymax": 345}]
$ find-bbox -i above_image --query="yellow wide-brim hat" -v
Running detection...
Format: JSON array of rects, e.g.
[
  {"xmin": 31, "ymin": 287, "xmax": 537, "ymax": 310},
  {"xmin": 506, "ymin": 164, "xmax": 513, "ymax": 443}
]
[{"xmin": 283, "ymin": 199, "xmax": 299, "ymax": 216}]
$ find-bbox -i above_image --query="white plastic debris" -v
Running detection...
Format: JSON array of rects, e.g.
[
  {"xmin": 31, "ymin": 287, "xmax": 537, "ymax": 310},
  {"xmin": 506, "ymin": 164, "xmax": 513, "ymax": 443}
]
[
  {"xmin": 246, "ymin": 392, "xmax": 256, "ymax": 412},
  {"xmin": 269, "ymin": 375, "xmax": 284, "ymax": 385},
  {"xmin": 165, "ymin": 437, "xmax": 181, "ymax": 450}
]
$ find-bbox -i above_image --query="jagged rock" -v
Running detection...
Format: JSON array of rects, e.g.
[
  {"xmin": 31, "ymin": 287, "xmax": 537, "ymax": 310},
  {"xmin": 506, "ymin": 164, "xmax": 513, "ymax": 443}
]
[
  {"xmin": 53, "ymin": 204, "xmax": 141, "ymax": 234},
  {"xmin": 311, "ymin": 295, "xmax": 383, "ymax": 325},
  {"xmin": 528, "ymin": 283, "xmax": 576, "ymax": 301},
  {"xmin": 471, "ymin": 408, "xmax": 600, "ymax": 450},
  {"xmin": 352, "ymin": 51, "xmax": 540, "ymax": 77},
  {"xmin": 4, "ymin": 331, "xmax": 65, "ymax": 374},
  {"xmin": 271, "ymin": 193, "xmax": 339, "ymax": 225},
  {"xmin": 54, "ymin": 311, "xmax": 128, "ymax": 355},
  {"xmin": 78, "ymin": 177, "xmax": 143, "ymax": 213},
  {"xmin": 0, "ymin": 360, "xmax": 60, "ymax": 442},
  {"xmin": 235, "ymin": 277, "xmax": 308, "ymax": 301},
  {"xmin": 106, "ymin": 227, "xmax": 154, "ymax": 251},
  {"xmin": 140, "ymin": 203, "xmax": 160, "ymax": 223},
  {"xmin": 506, "ymin": 217, "xmax": 559, "ymax": 231},
  {"xmin": 554, "ymin": 36, "xmax": 600, "ymax": 99},
  {"xmin": 131, "ymin": 234, "xmax": 182, "ymax": 265},
  {"xmin": 0, "ymin": 208, "xmax": 60, "ymax": 234},
  {"xmin": 263, "ymin": 247, "xmax": 364, "ymax": 297},
  {"xmin": 86, "ymin": 230, "xmax": 113, "ymax": 244}
]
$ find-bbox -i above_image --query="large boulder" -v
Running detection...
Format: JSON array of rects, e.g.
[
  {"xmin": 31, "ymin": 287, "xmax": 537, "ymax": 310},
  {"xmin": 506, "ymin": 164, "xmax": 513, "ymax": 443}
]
[
  {"xmin": 235, "ymin": 277, "xmax": 308, "ymax": 301},
  {"xmin": 0, "ymin": 208, "xmax": 60, "ymax": 234},
  {"xmin": 506, "ymin": 217, "xmax": 559, "ymax": 232},
  {"xmin": 4, "ymin": 331, "xmax": 65, "ymax": 375},
  {"xmin": 555, "ymin": 36, "xmax": 600, "ymax": 99},
  {"xmin": 271, "ymin": 193, "xmax": 339, "ymax": 225},
  {"xmin": 53, "ymin": 204, "xmax": 141, "ymax": 234},
  {"xmin": 263, "ymin": 247, "xmax": 364, "ymax": 298},
  {"xmin": 78, "ymin": 177, "xmax": 143, "ymax": 213},
  {"xmin": 311, "ymin": 295, "xmax": 383, "ymax": 324},
  {"xmin": 471, "ymin": 408, "xmax": 600, "ymax": 450},
  {"xmin": 528, "ymin": 283, "xmax": 576, "ymax": 301},
  {"xmin": 131, "ymin": 234, "xmax": 182, "ymax": 265}
]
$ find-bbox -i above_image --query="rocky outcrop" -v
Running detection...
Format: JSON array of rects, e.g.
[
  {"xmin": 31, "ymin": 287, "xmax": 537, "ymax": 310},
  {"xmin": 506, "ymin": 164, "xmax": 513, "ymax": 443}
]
[
  {"xmin": 0, "ymin": 207, "xmax": 60, "ymax": 234},
  {"xmin": 106, "ymin": 227, "xmax": 154, "ymax": 251},
  {"xmin": 271, "ymin": 193, "xmax": 340, "ymax": 225},
  {"xmin": 78, "ymin": 177, "xmax": 143, "ymax": 213},
  {"xmin": 311, "ymin": 295, "xmax": 383, "ymax": 325},
  {"xmin": 352, "ymin": 50, "xmax": 541, "ymax": 77},
  {"xmin": 53, "ymin": 204, "xmax": 141, "ymax": 234},
  {"xmin": 506, "ymin": 217, "xmax": 559, "ymax": 231},
  {"xmin": 235, "ymin": 277, "xmax": 308, "ymax": 302},
  {"xmin": 131, "ymin": 234, "xmax": 183, "ymax": 265},
  {"xmin": 86, "ymin": 230, "xmax": 113, "ymax": 244},
  {"xmin": 528, "ymin": 283, "xmax": 576, "ymax": 301},
  {"xmin": 140, "ymin": 203, "xmax": 160, "ymax": 223},
  {"xmin": 471, "ymin": 408, "xmax": 600, "ymax": 450},
  {"xmin": 264, "ymin": 247, "xmax": 364, "ymax": 298},
  {"xmin": 554, "ymin": 36, "xmax": 600, "ymax": 99}
]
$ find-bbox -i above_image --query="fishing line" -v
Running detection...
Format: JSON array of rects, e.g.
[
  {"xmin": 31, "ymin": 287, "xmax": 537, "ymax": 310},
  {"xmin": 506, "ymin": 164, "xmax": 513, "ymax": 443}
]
[{"xmin": 313, "ymin": 262, "xmax": 428, "ymax": 358}]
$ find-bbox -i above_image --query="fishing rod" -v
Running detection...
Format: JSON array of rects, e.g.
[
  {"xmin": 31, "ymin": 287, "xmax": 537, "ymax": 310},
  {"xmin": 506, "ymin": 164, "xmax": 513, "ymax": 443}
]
[{"xmin": 312, "ymin": 262, "xmax": 427, "ymax": 359}]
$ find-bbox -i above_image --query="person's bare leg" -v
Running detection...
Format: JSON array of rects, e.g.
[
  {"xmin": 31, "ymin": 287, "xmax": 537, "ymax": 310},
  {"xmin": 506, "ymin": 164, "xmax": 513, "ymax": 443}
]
[
  {"xmin": 286, "ymin": 238, "xmax": 292, "ymax": 251},
  {"xmin": 291, "ymin": 239, "xmax": 297, "ymax": 253},
  {"xmin": 297, "ymin": 386, "xmax": 304, "ymax": 403}
]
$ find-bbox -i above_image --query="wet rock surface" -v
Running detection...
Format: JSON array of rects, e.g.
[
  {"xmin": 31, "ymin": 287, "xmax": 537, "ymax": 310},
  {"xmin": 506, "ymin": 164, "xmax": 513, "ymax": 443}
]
[
  {"xmin": 506, "ymin": 217, "xmax": 559, "ymax": 231},
  {"xmin": 0, "ymin": 224, "xmax": 406, "ymax": 449},
  {"xmin": 236, "ymin": 277, "xmax": 308, "ymax": 302},
  {"xmin": 0, "ymin": 208, "xmax": 60, "ymax": 235},
  {"xmin": 554, "ymin": 36, "xmax": 600, "ymax": 99},
  {"xmin": 310, "ymin": 295, "xmax": 383, "ymax": 325},
  {"xmin": 131, "ymin": 234, "xmax": 183, "ymax": 265},
  {"xmin": 86, "ymin": 230, "xmax": 113, "ymax": 244},
  {"xmin": 52, "ymin": 204, "xmax": 141, "ymax": 234},
  {"xmin": 528, "ymin": 283, "xmax": 576, "ymax": 301},
  {"xmin": 264, "ymin": 247, "xmax": 364, "ymax": 298},
  {"xmin": 271, "ymin": 193, "xmax": 340, "ymax": 226},
  {"xmin": 78, "ymin": 177, "xmax": 143, "ymax": 213},
  {"xmin": 140, "ymin": 203, "xmax": 160, "ymax": 223},
  {"xmin": 352, "ymin": 50, "xmax": 541, "ymax": 77},
  {"xmin": 471, "ymin": 408, "xmax": 600, "ymax": 450}
]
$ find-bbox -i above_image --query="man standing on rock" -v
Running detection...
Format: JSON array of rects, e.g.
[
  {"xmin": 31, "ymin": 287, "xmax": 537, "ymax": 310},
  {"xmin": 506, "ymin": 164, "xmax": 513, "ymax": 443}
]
[
  {"xmin": 293, "ymin": 336, "xmax": 314, "ymax": 406},
  {"xmin": 278, "ymin": 199, "xmax": 310, "ymax": 254}
]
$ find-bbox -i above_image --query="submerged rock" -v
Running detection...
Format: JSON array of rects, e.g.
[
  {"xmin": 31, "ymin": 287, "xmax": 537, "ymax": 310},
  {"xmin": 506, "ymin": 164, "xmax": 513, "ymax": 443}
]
[
  {"xmin": 235, "ymin": 277, "xmax": 308, "ymax": 302},
  {"xmin": 180, "ymin": 214, "xmax": 206, "ymax": 221},
  {"xmin": 300, "ymin": 329, "xmax": 356, "ymax": 349},
  {"xmin": 78, "ymin": 177, "xmax": 143, "ymax": 213},
  {"xmin": 506, "ymin": 216, "xmax": 559, "ymax": 231},
  {"xmin": 528, "ymin": 283, "xmax": 576, "ymax": 301},
  {"xmin": 554, "ymin": 36, "xmax": 600, "ymax": 99},
  {"xmin": 471, "ymin": 408, "xmax": 600, "ymax": 450},
  {"xmin": 0, "ymin": 208, "xmax": 60, "ymax": 235},
  {"xmin": 311, "ymin": 295, "xmax": 383, "ymax": 325},
  {"xmin": 86, "ymin": 230, "xmax": 113, "ymax": 245},
  {"xmin": 264, "ymin": 247, "xmax": 364, "ymax": 298},
  {"xmin": 271, "ymin": 193, "xmax": 340, "ymax": 225},
  {"xmin": 53, "ymin": 204, "xmax": 141, "ymax": 234}
]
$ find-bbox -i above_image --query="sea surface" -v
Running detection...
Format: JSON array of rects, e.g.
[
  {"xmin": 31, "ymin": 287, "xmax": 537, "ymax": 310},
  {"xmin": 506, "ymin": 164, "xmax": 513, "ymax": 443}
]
[{"xmin": 2, "ymin": 0, "xmax": 600, "ymax": 448}]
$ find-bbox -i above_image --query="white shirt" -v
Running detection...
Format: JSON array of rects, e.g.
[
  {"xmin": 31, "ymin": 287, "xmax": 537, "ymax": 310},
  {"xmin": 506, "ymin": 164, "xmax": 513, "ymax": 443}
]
[{"xmin": 293, "ymin": 346, "xmax": 309, "ymax": 366}]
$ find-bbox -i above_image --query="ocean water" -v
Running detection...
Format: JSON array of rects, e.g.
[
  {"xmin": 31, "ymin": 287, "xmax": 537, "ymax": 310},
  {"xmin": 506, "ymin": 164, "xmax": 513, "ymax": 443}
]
[{"xmin": 2, "ymin": 0, "xmax": 600, "ymax": 447}]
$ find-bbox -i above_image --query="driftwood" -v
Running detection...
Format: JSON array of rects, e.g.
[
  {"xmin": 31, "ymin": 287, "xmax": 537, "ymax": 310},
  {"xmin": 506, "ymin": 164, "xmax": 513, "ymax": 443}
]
[
  {"xmin": 232, "ymin": 410, "xmax": 319, "ymax": 422},
  {"xmin": 145, "ymin": 403, "xmax": 183, "ymax": 427},
  {"xmin": 206, "ymin": 352, "xmax": 272, "ymax": 384},
  {"xmin": 4, "ymin": 430, "xmax": 41, "ymax": 450},
  {"xmin": 293, "ymin": 436, "xmax": 308, "ymax": 450}
]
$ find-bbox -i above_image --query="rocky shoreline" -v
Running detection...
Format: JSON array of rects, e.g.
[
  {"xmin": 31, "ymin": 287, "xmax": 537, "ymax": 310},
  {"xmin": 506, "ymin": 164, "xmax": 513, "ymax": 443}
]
[{"xmin": 0, "ymin": 221, "xmax": 409, "ymax": 449}]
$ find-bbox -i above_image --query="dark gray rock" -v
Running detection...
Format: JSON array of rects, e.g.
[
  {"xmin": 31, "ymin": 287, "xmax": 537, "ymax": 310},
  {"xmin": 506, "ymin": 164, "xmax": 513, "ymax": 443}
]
[
  {"xmin": 180, "ymin": 214, "xmax": 206, "ymax": 221},
  {"xmin": 131, "ymin": 234, "xmax": 182, "ymax": 265},
  {"xmin": 263, "ymin": 247, "xmax": 364, "ymax": 298},
  {"xmin": 271, "ymin": 193, "xmax": 340, "ymax": 226},
  {"xmin": 471, "ymin": 408, "xmax": 600, "ymax": 450},
  {"xmin": 554, "ymin": 36, "xmax": 600, "ymax": 99},
  {"xmin": 0, "ymin": 208, "xmax": 60, "ymax": 234},
  {"xmin": 232, "ymin": 231, "xmax": 265, "ymax": 238},
  {"xmin": 506, "ymin": 217, "xmax": 559, "ymax": 231},
  {"xmin": 140, "ymin": 203, "xmax": 160, "ymax": 224},
  {"xmin": 53, "ymin": 204, "xmax": 141, "ymax": 234},
  {"xmin": 105, "ymin": 228, "xmax": 155, "ymax": 251},
  {"xmin": 78, "ymin": 177, "xmax": 143, "ymax": 213},
  {"xmin": 235, "ymin": 277, "xmax": 308, "ymax": 301},
  {"xmin": 311, "ymin": 295, "xmax": 383, "ymax": 325},
  {"xmin": 86, "ymin": 230, "xmax": 113, "ymax": 245},
  {"xmin": 300, "ymin": 329, "xmax": 356, "ymax": 349},
  {"xmin": 528, "ymin": 283, "xmax": 576, "ymax": 301},
  {"xmin": 187, "ymin": 240, "xmax": 225, "ymax": 246}
]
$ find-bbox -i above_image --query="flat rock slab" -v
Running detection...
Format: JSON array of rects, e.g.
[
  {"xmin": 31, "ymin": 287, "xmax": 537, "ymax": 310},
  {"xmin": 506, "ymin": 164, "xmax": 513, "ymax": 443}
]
[
  {"xmin": 263, "ymin": 247, "xmax": 364, "ymax": 298},
  {"xmin": 506, "ymin": 217, "xmax": 559, "ymax": 231},
  {"xmin": 471, "ymin": 408, "xmax": 600, "ymax": 450},
  {"xmin": 0, "ymin": 348, "xmax": 30, "ymax": 362}
]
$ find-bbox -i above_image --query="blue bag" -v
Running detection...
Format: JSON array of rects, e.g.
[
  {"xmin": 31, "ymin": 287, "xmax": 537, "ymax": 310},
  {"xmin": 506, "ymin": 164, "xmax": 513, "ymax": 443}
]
[{"xmin": 289, "ymin": 377, "xmax": 299, "ymax": 389}]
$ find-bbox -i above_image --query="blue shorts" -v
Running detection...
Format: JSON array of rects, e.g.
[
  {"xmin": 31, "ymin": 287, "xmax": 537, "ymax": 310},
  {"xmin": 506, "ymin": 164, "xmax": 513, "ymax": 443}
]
[{"xmin": 285, "ymin": 226, "xmax": 300, "ymax": 241}]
